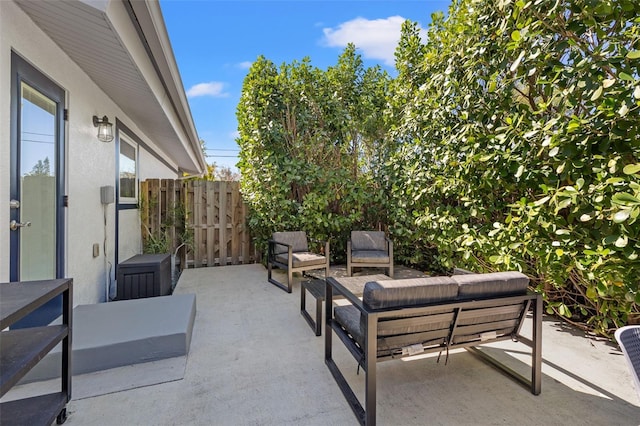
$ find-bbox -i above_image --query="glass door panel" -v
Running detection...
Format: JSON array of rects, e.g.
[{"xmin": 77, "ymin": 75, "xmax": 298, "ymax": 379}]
[{"xmin": 19, "ymin": 82, "xmax": 57, "ymax": 281}]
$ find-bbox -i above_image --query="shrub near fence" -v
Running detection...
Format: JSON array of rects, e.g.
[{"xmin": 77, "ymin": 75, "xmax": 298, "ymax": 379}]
[{"xmin": 140, "ymin": 179, "xmax": 256, "ymax": 269}]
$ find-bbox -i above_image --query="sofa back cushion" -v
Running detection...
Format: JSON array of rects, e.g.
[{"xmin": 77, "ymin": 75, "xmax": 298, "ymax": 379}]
[
  {"xmin": 363, "ymin": 276, "xmax": 458, "ymax": 310},
  {"xmin": 452, "ymin": 271, "xmax": 529, "ymax": 299},
  {"xmin": 351, "ymin": 231, "xmax": 387, "ymax": 252},
  {"xmin": 272, "ymin": 231, "xmax": 309, "ymax": 254},
  {"xmin": 336, "ymin": 272, "xmax": 531, "ymax": 358}
]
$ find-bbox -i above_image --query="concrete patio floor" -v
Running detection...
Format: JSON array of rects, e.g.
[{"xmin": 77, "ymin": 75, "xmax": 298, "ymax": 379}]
[{"xmin": 62, "ymin": 264, "xmax": 640, "ymax": 425}]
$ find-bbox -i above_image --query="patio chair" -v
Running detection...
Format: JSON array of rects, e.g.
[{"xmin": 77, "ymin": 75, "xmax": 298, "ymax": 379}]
[
  {"xmin": 614, "ymin": 325, "xmax": 640, "ymax": 399},
  {"xmin": 267, "ymin": 231, "xmax": 330, "ymax": 293},
  {"xmin": 347, "ymin": 231, "xmax": 393, "ymax": 277}
]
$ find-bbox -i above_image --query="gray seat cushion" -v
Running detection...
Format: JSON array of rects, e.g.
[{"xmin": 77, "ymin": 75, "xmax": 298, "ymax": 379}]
[
  {"xmin": 275, "ymin": 252, "xmax": 327, "ymax": 268},
  {"xmin": 363, "ymin": 277, "xmax": 458, "ymax": 310},
  {"xmin": 351, "ymin": 250, "xmax": 390, "ymax": 264},
  {"xmin": 334, "ymin": 305, "xmax": 453, "ymax": 357},
  {"xmin": 452, "ymin": 271, "xmax": 529, "ymax": 299},
  {"xmin": 335, "ymin": 305, "xmax": 364, "ymax": 346}
]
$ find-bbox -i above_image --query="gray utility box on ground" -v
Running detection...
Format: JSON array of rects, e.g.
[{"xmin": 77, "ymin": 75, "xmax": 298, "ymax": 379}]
[{"xmin": 117, "ymin": 253, "xmax": 171, "ymax": 300}]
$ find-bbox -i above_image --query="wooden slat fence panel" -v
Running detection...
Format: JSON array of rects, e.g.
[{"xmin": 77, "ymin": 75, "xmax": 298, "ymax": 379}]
[
  {"xmin": 218, "ymin": 181, "xmax": 227, "ymax": 265},
  {"xmin": 183, "ymin": 179, "xmax": 196, "ymax": 267},
  {"xmin": 141, "ymin": 179, "xmax": 255, "ymax": 268},
  {"xmin": 230, "ymin": 182, "xmax": 240, "ymax": 264},
  {"xmin": 193, "ymin": 180, "xmax": 206, "ymax": 267}
]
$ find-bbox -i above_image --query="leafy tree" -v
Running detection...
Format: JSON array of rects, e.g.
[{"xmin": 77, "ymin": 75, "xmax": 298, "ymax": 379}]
[
  {"xmin": 29, "ymin": 157, "xmax": 51, "ymax": 176},
  {"xmin": 237, "ymin": 49, "xmax": 390, "ymax": 262},
  {"xmin": 199, "ymin": 163, "xmax": 239, "ymax": 181},
  {"xmin": 385, "ymin": 0, "xmax": 640, "ymax": 335},
  {"xmin": 189, "ymin": 139, "xmax": 241, "ymax": 181}
]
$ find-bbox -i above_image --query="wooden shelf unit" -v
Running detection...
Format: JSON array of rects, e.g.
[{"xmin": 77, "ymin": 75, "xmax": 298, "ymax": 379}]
[{"xmin": 0, "ymin": 278, "xmax": 73, "ymax": 425}]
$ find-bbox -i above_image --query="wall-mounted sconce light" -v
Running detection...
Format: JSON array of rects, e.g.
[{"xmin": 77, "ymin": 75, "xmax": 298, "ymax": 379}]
[{"xmin": 93, "ymin": 115, "xmax": 114, "ymax": 142}]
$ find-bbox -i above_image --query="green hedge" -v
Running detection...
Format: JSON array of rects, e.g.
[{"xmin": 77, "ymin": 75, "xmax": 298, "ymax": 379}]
[
  {"xmin": 237, "ymin": 0, "xmax": 640, "ymax": 336},
  {"xmin": 384, "ymin": 0, "xmax": 640, "ymax": 335},
  {"xmin": 236, "ymin": 48, "xmax": 391, "ymax": 262}
]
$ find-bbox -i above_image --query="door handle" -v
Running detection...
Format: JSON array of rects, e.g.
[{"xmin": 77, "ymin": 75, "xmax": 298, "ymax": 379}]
[{"xmin": 10, "ymin": 220, "xmax": 31, "ymax": 231}]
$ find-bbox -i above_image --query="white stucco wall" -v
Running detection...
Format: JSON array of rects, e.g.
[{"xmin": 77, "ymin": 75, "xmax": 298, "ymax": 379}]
[
  {"xmin": 117, "ymin": 209, "xmax": 141, "ymax": 267},
  {"xmin": 0, "ymin": 1, "xmax": 181, "ymax": 305},
  {"xmin": 139, "ymin": 147, "xmax": 180, "ymax": 180}
]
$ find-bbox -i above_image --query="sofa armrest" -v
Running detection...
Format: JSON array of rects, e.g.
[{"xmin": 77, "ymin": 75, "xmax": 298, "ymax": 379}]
[{"xmin": 326, "ymin": 277, "xmax": 366, "ymax": 312}]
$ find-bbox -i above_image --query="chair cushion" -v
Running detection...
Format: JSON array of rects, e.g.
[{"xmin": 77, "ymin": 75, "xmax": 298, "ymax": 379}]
[
  {"xmin": 275, "ymin": 252, "xmax": 326, "ymax": 268},
  {"xmin": 351, "ymin": 231, "xmax": 387, "ymax": 251},
  {"xmin": 351, "ymin": 250, "xmax": 390, "ymax": 264},
  {"xmin": 363, "ymin": 277, "xmax": 458, "ymax": 310},
  {"xmin": 272, "ymin": 231, "xmax": 309, "ymax": 254},
  {"xmin": 335, "ymin": 305, "xmax": 452, "ymax": 356},
  {"xmin": 452, "ymin": 271, "xmax": 529, "ymax": 299},
  {"xmin": 334, "ymin": 305, "xmax": 364, "ymax": 347}
]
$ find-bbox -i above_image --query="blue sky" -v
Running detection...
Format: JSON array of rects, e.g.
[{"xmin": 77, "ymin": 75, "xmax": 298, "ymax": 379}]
[{"xmin": 160, "ymin": 0, "xmax": 451, "ymax": 172}]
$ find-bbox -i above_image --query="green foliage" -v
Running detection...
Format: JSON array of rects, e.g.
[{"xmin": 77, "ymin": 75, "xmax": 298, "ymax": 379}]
[
  {"xmin": 186, "ymin": 163, "xmax": 240, "ymax": 181},
  {"xmin": 385, "ymin": 0, "xmax": 640, "ymax": 335},
  {"xmin": 237, "ymin": 0, "xmax": 640, "ymax": 335},
  {"xmin": 236, "ymin": 48, "xmax": 391, "ymax": 263},
  {"xmin": 140, "ymin": 194, "xmax": 192, "ymax": 255},
  {"xmin": 28, "ymin": 157, "xmax": 51, "ymax": 176}
]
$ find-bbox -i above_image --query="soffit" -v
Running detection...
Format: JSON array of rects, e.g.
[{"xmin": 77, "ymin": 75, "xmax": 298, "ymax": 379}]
[{"xmin": 15, "ymin": 0, "xmax": 204, "ymax": 174}]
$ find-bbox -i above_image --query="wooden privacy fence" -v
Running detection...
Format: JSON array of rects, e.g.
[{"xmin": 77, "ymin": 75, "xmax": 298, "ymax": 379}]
[{"xmin": 140, "ymin": 179, "xmax": 256, "ymax": 268}]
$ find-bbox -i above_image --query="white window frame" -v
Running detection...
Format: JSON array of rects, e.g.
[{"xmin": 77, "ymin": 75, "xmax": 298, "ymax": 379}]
[{"xmin": 119, "ymin": 135, "xmax": 138, "ymax": 204}]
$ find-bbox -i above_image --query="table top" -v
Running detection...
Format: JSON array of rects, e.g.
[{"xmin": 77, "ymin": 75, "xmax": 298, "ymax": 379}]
[{"xmin": 329, "ymin": 274, "xmax": 392, "ymax": 296}]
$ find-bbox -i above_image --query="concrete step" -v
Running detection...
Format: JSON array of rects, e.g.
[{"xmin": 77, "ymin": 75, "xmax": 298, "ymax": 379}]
[{"xmin": 21, "ymin": 293, "xmax": 196, "ymax": 383}]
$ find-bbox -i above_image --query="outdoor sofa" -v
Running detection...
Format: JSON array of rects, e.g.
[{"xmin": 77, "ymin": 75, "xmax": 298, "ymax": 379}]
[{"xmin": 325, "ymin": 271, "xmax": 542, "ymax": 426}]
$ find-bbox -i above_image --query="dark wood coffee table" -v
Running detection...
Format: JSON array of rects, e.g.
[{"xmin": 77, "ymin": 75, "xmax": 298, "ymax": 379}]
[{"xmin": 301, "ymin": 274, "xmax": 391, "ymax": 336}]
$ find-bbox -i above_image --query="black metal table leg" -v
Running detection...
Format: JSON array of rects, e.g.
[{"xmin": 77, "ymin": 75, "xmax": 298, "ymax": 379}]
[{"xmin": 301, "ymin": 279, "xmax": 325, "ymax": 336}]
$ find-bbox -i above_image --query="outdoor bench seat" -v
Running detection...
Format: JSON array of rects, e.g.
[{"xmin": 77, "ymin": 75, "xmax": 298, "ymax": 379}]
[{"xmin": 325, "ymin": 271, "xmax": 542, "ymax": 426}]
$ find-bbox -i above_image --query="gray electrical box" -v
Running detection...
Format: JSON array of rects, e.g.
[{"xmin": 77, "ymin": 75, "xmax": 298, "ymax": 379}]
[{"xmin": 100, "ymin": 186, "xmax": 114, "ymax": 204}]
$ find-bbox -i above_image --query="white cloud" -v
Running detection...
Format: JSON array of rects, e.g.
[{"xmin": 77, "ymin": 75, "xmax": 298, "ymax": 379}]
[
  {"xmin": 237, "ymin": 61, "xmax": 253, "ymax": 69},
  {"xmin": 186, "ymin": 82, "xmax": 228, "ymax": 98},
  {"xmin": 322, "ymin": 16, "xmax": 426, "ymax": 67}
]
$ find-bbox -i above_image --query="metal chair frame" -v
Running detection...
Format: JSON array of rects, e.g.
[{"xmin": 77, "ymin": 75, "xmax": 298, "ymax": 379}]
[{"xmin": 267, "ymin": 234, "xmax": 329, "ymax": 293}]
